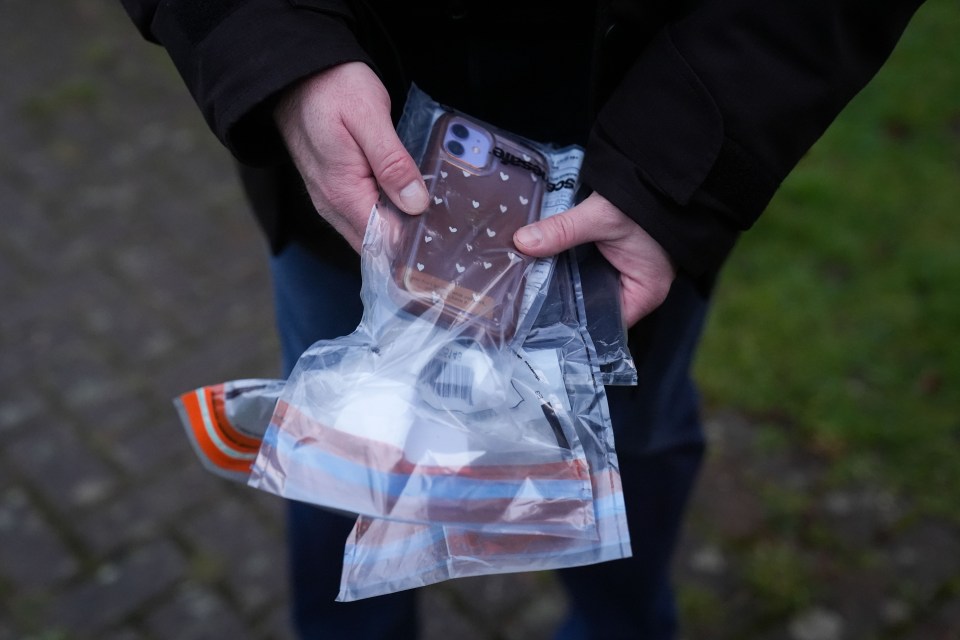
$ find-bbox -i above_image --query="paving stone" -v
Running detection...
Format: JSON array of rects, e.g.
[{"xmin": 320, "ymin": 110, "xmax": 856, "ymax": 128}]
[
  {"xmin": 149, "ymin": 336, "xmax": 276, "ymax": 404},
  {"xmin": 788, "ymin": 607, "xmax": 844, "ymax": 640},
  {"xmin": 72, "ymin": 391, "xmax": 165, "ymax": 443},
  {"xmin": 819, "ymin": 487, "xmax": 902, "ymax": 549},
  {"xmin": 179, "ymin": 497, "xmax": 289, "ymax": 611},
  {"xmin": 0, "ymin": 199, "xmax": 64, "ymax": 283},
  {"xmin": 42, "ymin": 343, "xmax": 137, "ymax": 414},
  {"xmin": 244, "ymin": 490, "xmax": 289, "ymax": 537},
  {"xmin": 254, "ymin": 604, "xmax": 297, "ymax": 640},
  {"xmin": 0, "ymin": 386, "xmax": 45, "ymax": 437},
  {"xmin": 890, "ymin": 521, "xmax": 960, "ymax": 604},
  {"xmin": 502, "ymin": 576, "xmax": 568, "ymax": 640},
  {"xmin": 100, "ymin": 628, "xmax": 150, "ymax": 640},
  {"xmin": 163, "ymin": 288, "xmax": 276, "ymax": 353},
  {"xmin": 2, "ymin": 285, "xmax": 95, "ymax": 360},
  {"xmin": 52, "ymin": 540, "xmax": 186, "ymax": 637},
  {"xmin": 686, "ymin": 449, "xmax": 766, "ymax": 541},
  {"xmin": 419, "ymin": 586, "xmax": 489, "ymax": 640},
  {"xmin": 77, "ymin": 461, "xmax": 223, "ymax": 556},
  {"xmin": 108, "ymin": 418, "xmax": 194, "ymax": 477},
  {"xmin": 880, "ymin": 598, "xmax": 912, "ymax": 626},
  {"xmin": 817, "ymin": 566, "xmax": 895, "ymax": 640},
  {"xmin": 110, "ymin": 243, "xmax": 198, "ymax": 299},
  {"xmin": 62, "ymin": 278, "xmax": 187, "ymax": 369},
  {"xmin": 901, "ymin": 597, "xmax": 960, "ymax": 640},
  {"xmin": 0, "ymin": 484, "xmax": 78, "ymax": 590},
  {"xmin": 145, "ymin": 583, "xmax": 255, "ymax": 640},
  {"xmin": 6, "ymin": 422, "xmax": 118, "ymax": 514},
  {"xmin": 688, "ymin": 543, "xmax": 729, "ymax": 576},
  {"xmin": 441, "ymin": 573, "xmax": 566, "ymax": 640}
]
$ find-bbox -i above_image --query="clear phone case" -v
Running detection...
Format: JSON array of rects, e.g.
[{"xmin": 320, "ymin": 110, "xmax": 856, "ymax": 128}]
[{"xmin": 392, "ymin": 112, "xmax": 548, "ymax": 343}]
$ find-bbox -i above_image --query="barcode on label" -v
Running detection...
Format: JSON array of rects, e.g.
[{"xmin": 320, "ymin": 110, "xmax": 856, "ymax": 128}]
[{"xmin": 420, "ymin": 359, "xmax": 474, "ymax": 404}]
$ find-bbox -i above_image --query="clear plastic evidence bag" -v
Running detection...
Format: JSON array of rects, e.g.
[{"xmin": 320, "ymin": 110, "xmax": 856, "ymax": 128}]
[{"xmin": 174, "ymin": 87, "xmax": 634, "ymax": 599}]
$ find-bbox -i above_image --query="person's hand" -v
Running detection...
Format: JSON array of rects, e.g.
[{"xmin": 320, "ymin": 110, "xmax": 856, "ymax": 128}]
[
  {"xmin": 514, "ymin": 193, "xmax": 676, "ymax": 327},
  {"xmin": 273, "ymin": 62, "xmax": 429, "ymax": 252}
]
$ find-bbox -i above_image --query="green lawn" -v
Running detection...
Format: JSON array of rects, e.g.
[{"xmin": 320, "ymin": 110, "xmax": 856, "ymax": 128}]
[{"xmin": 695, "ymin": 0, "xmax": 960, "ymax": 520}]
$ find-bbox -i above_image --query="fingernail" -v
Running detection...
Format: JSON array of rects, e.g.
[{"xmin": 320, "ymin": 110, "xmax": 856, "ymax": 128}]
[
  {"xmin": 515, "ymin": 225, "xmax": 542, "ymax": 248},
  {"xmin": 399, "ymin": 180, "xmax": 428, "ymax": 212}
]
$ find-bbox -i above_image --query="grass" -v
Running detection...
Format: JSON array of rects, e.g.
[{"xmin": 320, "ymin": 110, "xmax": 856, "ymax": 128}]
[
  {"xmin": 695, "ymin": 0, "xmax": 960, "ymax": 521},
  {"xmin": 742, "ymin": 541, "xmax": 816, "ymax": 619},
  {"xmin": 677, "ymin": 584, "xmax": 726, "ymax": 636},
  {"xmin": 20, "ymin": 78, "xmax": 100, "ymax": 121}
]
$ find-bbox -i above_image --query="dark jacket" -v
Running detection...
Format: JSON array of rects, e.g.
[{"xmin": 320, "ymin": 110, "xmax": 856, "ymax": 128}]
[{"xmin": 120, "ymin": 0, "xmax": 924, "ymax": 281}]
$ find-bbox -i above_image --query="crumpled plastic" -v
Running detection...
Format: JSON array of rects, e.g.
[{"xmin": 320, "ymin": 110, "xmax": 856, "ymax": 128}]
[
  {"xmin": 173, "ymin": 86, "xmax": 634, "ymax": 600},
  {"xmin": 337, "ymin": 250, "xmax": 632, "ymax": 600}
]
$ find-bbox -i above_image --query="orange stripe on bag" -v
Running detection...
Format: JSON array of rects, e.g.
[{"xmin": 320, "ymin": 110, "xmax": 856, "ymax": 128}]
[
  {"xmin": 197, "ymin": 387, "xmax": 260, "ymax": 457},
  {"xmin": 179, "ymin": 390, "xmax": 255, "ymax": 474},
  {"xmin": 209, "ymin": 384, "xmax": 264, "ymax": 449}
]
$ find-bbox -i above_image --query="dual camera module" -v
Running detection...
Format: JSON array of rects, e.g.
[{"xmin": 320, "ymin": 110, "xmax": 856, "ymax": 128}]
[
  {"xmin": 442, "ymin": 120, "xmax": 492, "ymax": 170},
  {"xmin": 445, "ymin": 123, "xmax": 471, "ymax": 156}
]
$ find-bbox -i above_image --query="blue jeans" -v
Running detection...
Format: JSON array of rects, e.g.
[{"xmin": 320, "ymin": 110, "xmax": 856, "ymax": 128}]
[{"xmin": 270, "ymin": 242, "xmax": 706, "ymax": 640}]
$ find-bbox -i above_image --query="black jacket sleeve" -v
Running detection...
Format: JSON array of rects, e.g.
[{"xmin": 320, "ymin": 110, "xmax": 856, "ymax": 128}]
[
  {"xmin": 121, "ymin": 0, "xmax": 925, "ymax": 279},
  {"xmin": 119, "ymin": 0, "xmax": 372, "ymax": 164},
  {"xmin": 583, "ymin": 0, "xmax": 925, "ymax": 278}
]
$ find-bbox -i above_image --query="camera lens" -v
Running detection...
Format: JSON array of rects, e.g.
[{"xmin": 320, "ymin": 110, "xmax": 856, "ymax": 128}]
[
  {"xmin": 451, "ymin": 124, "xmax": 469, "ymax": 139},
  {"xmin": 446, "ymin": 140, "xmax": 465, "ymax": 156}
]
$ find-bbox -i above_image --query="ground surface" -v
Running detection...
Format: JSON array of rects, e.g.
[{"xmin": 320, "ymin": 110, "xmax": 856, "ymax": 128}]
[{"xmin": 0, "ymin": 2, "xmax": 957, "ymax": 639}]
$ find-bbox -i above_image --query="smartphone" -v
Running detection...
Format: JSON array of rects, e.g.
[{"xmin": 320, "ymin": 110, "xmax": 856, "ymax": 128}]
[{"xmin": 392, "ymin": 112, "xmax": 548, "ymax": 342}]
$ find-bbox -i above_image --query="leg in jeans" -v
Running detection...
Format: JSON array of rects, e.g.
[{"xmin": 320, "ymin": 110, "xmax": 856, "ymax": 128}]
[
  {"xmin": 556, "ymin": 275, "xmax": 710, "ymax": 640},
  {"xmin": 272, "ymin": 241, "xmax": 708, "ymax": 640},
  {"xmin": 554, "ymin": 444, "xmax": 704, "ymax": 640},
  {"xmin": 270, "ymin": 241, "xmax": 418, "ymax": 640}
]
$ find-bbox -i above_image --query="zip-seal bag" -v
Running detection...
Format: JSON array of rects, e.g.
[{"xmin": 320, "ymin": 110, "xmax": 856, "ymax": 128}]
[
  {"xmin": 172, "ymin": 86, "xmax": 634, "ymax": 597},
  {"xmin": 173, "ymin": 249, "xmax": 634, "ymax": 600},
  {"xmin": 245, "ymin": 88, "xmax": 601, "ymax": 537},
  {"xmin": 176, "ymin": 378, "xmax": 282, "ymax": 483},
  {"xmin": 575, "ymin": 244, "xmax": 638, "ymax": 386},
  {"xmin": 337, "ymin": 250, "xmax": 632, "ymax": 601}
]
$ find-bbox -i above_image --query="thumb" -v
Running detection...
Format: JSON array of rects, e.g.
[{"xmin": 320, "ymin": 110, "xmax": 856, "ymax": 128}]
[
  {"xmin": 349, "ymin": 112, "xmax": 428, "ymax": 215},
  {"xmin": 513, "ymin": 207, "xmax": 602, "ymax": 257}
]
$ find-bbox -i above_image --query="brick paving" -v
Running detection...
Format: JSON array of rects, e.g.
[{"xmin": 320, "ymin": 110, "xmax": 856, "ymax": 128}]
[
  {"xmin": 0, "ymin": 3, "xmax": 566, "ymax": 638},
  {"xmin": 2, "ymin": 2, "xmax": 958, "ymax": 640}
]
